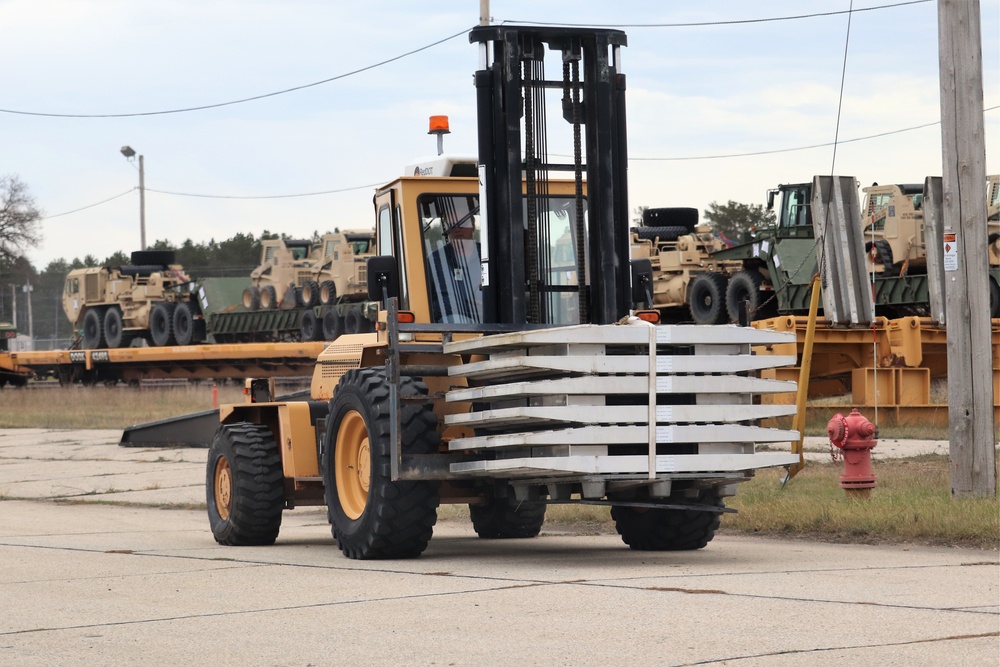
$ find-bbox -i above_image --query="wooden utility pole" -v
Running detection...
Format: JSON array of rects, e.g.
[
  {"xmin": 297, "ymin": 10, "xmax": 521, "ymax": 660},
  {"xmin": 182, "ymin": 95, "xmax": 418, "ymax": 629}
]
[
  {"xmin": 937, "ymin": 0, "xmax": 996, "ymax": 497},
  {"xmin": 479, "ymin": 0, "xmax": 490, "ymax": 26}
]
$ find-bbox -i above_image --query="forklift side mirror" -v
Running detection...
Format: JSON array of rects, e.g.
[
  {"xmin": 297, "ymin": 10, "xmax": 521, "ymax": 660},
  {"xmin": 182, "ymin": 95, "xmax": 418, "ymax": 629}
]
[
  {"xmin": 630, "ymin": 258, "xmax": 654, "ymax": 308},
  {"xmin": 367, "ymin": 256, "xmax": 399, "ymax": 303}
]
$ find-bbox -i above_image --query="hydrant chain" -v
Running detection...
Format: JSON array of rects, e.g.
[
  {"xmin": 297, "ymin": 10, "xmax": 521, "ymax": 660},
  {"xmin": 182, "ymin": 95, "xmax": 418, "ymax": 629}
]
[{"xmin": 826, "ymin": 408, "xmax": 877, "ymax": 497}]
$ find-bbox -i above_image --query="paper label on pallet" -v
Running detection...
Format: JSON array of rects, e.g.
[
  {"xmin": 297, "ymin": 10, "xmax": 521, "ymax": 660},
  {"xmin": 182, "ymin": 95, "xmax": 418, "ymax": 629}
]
[
  {"xmin": 655, "ymin": 426, "xmax": 675, "ymax": 442},
  {"xmin": 943, "ymin": 233, "xmax": 958, "ymax": 272},
  {"xmin": 655, "ymin": 455, "xmax": 676, "ymax": 472}
]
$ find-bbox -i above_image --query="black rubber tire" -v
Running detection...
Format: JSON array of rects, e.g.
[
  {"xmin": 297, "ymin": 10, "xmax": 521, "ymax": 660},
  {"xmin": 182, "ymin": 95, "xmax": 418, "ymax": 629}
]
[
  {"xmin": 642, "ymin": 207, "xmax": 699, "ymax": 231},
  {"xmin": 206, "ymin": 422, "xmax": 284, "ymax": 546},
  {"xmin": 611, "ymin": 490, "xmax": 724, "ymax": 551},
  {"xmin": 130, "ymin": 250, "xmax": 175, "ymax": 267},
  {"xmin": 260, "ymin": 285, "xmax": 279, "ymax": 310},
  {"xmin": 301, "ymin": 280, "xmax": 320, "ymax": 308},
  {"xmin": 872, "ymin": 240, "xmax": 897, "ymax": 277},
  {"xmin": 149, "ymin": 302, "xmax": 177, "ymax": 347},
  {"xmin": 82, "ymin": 309, "xmax": 105, "ymax": 349},
  {"xmin": 991, "ymin": 278, "xmax": 1000, "ymax": 319},
  {"xmin": 319, "ymin": 280, "xmax": 337, "ymax": 305},
  {"xmin": 688, "ymin": 273, "xmax": 729, "ymax": 324},
  {"xmin": 300, "ymin": 309, "xmax": 321, "ymax": 341},
  {"xmin": 344, "ymin": 308, "xmax": 366, "ymax": 335},
  {"xmin": 322, "ymin": 368, "xmax": 440, "ymax": 559},
  {"xmin": 469, "ymin": 496, "xmax": 546, "ymax": 539},
  {"xmin": 322, "ymin": 310, "xmax": 344, "ymax": 341},
  {"xmin": 103, "ymin": 307, "xmax": 126, "ymax": 349},
  {"xmin": 725, "ymin": 270, "xmax": 766, "ymax": 323},
  {"xmin": 172, "ymin": 302, "xmax": 199, "ymax": 346},
  {"xmin": 242, "ymin": 286, "xmax": 260, "ymax": 311},
  {"xmin": 632, "ymin": 225, "xmax": 689, "ymax": 243}
]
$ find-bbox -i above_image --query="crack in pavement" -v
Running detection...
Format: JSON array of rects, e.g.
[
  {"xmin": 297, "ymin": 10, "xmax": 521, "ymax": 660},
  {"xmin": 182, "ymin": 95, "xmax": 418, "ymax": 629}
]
[{"xmin": 677, "ymin": 631, "xmax": 1000, "ymax": 666}]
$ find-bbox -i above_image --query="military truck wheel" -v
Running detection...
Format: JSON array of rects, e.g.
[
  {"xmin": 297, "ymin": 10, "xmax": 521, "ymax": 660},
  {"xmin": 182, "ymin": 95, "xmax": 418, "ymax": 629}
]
[
  {"xmin": 206, "ymin": 422, "xmax": 284, "ymax": 546},
  {"xmin": 301, "ymin": 281, "xmax": 320, "ymax": 308},
  {"xmin": 632, "ymin": 225, "xmax": 689, "ymax": 242},
  {"xmin": 103, "ymin": 307, "xmax": 127, "ymax": 349},
  {"xmin": 725, "ymin": 270, "xmax": 766, "ymax": 323},
  {"xmin": 149, "ymin": 302, "xmax": 177, "ymax": 347},
  {"xmin": 319, "ymin": 280, "xmax": 337, "ymax": 305},
  {"xmin": 323, "ymin": 368, "xmax": 440, "ymax": 559},
  {"xmin": 641, "ymin": 207, "xmax": 699, "ymax": 231},
  {"xmin": 260, "ymin": 285, "xmax": 279, "ymax": 310},
  {"xmin": 469, "ymin": 496, "xmax": 546, "ymax": 538},
  {"xmin": 130, "ymin": 250, "xmax": 175, "ymax": 267},
  {"xmin": 173, "ymin": 302, "xmax": 199, "ymax": 346},
  {"xmin": 611, "ymin": 490, "xmax": 723, "ymax": 551},
  {"xmin": 300, "ymin": 309, "xmax": 321, "ymax": 341},
  {"xmin": 82, "ymin": 309, "xmax": 106, "ymax": 349},
  {"xmin": 242, "ymin": 286, "xmax": 261, "ymax": 310},
  {"xmin": 688, "ymin": 273, "xmax": 729, "ymax": 324},
  {"xmin": 322, "ymin": 311, "xmax": 344, "ymax": 341},
  {"xmin": 344, "ymin": 308, "xmax": 366, "ymax": 335}
]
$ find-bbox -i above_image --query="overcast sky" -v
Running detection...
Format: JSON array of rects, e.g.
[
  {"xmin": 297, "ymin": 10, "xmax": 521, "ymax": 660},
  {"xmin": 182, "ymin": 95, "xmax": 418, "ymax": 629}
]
[{"xmin": 1, "ymin": 0, "xmax": 997, "ymax": 270}]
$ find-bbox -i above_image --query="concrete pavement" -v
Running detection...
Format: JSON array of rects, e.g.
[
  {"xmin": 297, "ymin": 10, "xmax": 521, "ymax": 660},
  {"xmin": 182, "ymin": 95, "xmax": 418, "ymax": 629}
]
[{"xmin": 0, "ymin": 428, "xmax": 996, "ymax": 666}]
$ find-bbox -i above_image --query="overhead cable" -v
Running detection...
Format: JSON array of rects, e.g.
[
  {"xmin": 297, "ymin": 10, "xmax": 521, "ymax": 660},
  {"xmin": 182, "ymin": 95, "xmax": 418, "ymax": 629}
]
[
  {"xmin": 503, "ymin": 0, "xmax": 931, "ymax": 29},
  {"xmin": 0, "ymin": 27, "xmax": 473, "ymax": 118}
]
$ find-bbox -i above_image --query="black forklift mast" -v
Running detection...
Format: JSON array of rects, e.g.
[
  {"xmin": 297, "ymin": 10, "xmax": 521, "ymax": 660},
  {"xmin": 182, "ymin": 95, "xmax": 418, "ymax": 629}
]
[{"xmin": 470, "ymin": 25, "xmax": 631, "ymax": 326}]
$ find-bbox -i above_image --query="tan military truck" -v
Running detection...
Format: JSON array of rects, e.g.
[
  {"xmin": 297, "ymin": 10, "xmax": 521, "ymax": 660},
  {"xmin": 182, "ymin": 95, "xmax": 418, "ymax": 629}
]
[
  {"xmin": 863, "ymin": 177, "xmax": 1000, "ymax": 275},
  {"xmin": 243, "ymin": 230, "xmax": 374, "ymax": 310},
  {"xmin": 62, "ymin": 251, "xmax": 196, "ymax": 349},
  {"xmin": 629, "ymin": 207, "xmax": 744, "ymax": 324}
]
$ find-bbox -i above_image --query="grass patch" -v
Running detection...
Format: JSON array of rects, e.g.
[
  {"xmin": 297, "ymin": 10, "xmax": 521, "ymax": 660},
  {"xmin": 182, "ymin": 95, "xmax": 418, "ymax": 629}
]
[
  {"xmin": 723, "ymin": 455, "xmax": 999, "ymax": 549},
  {"xmin": 0, "ymin": 384, "xmax": 249, "ymax": 429}
]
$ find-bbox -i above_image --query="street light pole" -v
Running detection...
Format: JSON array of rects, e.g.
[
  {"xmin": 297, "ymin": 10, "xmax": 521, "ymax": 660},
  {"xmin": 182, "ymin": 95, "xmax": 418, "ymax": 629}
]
[{"xmin": 121, "ymin": 145, "xmax": 146, "ymax": 250}]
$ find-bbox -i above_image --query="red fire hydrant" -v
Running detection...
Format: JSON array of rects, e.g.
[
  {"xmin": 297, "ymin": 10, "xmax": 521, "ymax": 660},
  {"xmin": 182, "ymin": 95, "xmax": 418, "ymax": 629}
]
[{"xmin": 827, "ymin": 409, "xmax": 877, "ymax": 498}]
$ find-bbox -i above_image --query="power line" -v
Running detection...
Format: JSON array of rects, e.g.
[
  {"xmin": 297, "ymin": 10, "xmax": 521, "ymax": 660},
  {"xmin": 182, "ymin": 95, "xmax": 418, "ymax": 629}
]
[
  {"xmin": 41, "ymin": 189, "xmax": 135, "ymax": 220},
  {"xmin": 503, "ymin": 0, "xmax": 931, "ymax": 29},
  {"xmin": 145, "ymin": 182, "xmax": 384, "ymax": 200},
  {"xmin": 0, "ymin": 26, "xmax": 474, "ymax": 119},
  {"xmin": 39, "ymin": 106, "xmax": 999, "ymax": 219},
  {"xmin": 630, "ymin": 106, "xmax": 1000, "ymax": 161}
]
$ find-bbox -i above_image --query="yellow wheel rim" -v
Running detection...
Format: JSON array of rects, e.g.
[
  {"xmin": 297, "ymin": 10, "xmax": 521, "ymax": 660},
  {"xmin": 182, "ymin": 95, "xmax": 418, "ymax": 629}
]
[
  {"xmin": 214, "ymin": 457, "xmax": 232, "ymax": 520},
  {"xmin": 335, "ymin": 410, "xmax": 370, "ymax": 520}
]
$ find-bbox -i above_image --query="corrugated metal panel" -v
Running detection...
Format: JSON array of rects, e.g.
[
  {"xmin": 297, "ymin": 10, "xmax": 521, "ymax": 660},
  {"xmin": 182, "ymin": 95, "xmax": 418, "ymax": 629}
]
[
  {"xmin": 811, "ymin": 175, "xmax": 874, "ymax": 326},
  {"xmin": 922, "ymin": 176, "xmax": 947, "ymax": 325}
]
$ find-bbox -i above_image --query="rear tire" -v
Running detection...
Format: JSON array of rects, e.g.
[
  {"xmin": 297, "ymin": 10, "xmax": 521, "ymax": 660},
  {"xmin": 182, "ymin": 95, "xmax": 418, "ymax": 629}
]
[
  {"xmin": 260, "ymin": 285, "xmax": 278, "ymax": 310},
  {"xmin": 344, "ymin": 308, "xmax": 366, "ymax": 334},
  {"xmin": 103, "ymin": 307, "xmax": 127, "ymax": 349},
  {"xmin": 319, "ymin": 280, "xmax": 337, "ymax": 305},
  {"xmin": 322, "ymin": 368, "xmax": 440, "ymax": 559},
  {"xmin": 149, "ymin": 302, "xmax": 177, "ymax": 347},
  {"xmin": 322, "ymin": 310, "xmax": 344, "ymax": 341},
  {"xmin": 300, "ymin": 309, "xmax": 321, "ymax": 341},
  {"xmin": 470, "ymin": 496, "xmax": 546, "ymax": 539},
  {"xmin": 725, "ymin": 270, "xmax": 766, "ymax": 323},
  {"xmin": 82, "ymin": 309, "xmax": 105, "ymax": 349},
  {"xmin": 611, "ymin": 490, "xmax": 723, "ymax": 551},
  {"xmin": 206, "ymin": 422, "xmax": 284, "ymax": 546},
  {"xmin": 688, "ymin": 273, "xmax": 729, "ymax": 324},
  {"xmin": 173, "ymin": 302, "xmax": 199, "ymax": 346}
]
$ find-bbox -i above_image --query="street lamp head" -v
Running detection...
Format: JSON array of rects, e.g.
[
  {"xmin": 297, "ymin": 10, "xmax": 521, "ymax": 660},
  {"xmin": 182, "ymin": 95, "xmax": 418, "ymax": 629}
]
[{"xmin": 120, "ymin": 145, "xmax": 136, "ymax": 159}]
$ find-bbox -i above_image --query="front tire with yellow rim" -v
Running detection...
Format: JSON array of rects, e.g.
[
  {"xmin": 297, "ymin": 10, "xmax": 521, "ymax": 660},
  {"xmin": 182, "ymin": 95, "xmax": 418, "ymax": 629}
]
[
  {"xmin": 323, "ymin": 368, "xmax": 440, "ymax": 559},
  {"xmin": 206, "ymin": 422, "xmax": 284, "ymax": 546}
]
